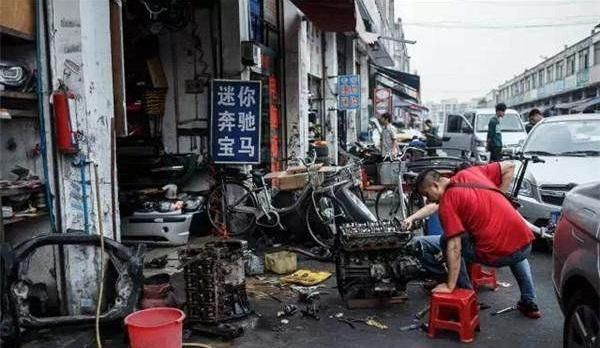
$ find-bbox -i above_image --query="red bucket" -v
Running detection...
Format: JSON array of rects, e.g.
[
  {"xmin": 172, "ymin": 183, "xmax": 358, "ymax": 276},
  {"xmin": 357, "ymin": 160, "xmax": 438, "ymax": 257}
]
[{"xmin": 125, "ymin": 307, "xmax": 185, "ymax": 348}]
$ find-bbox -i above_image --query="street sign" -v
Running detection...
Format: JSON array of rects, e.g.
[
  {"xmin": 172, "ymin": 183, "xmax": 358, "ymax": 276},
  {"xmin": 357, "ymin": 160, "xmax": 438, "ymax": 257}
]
[
  {"xmin": 337, "ymin": 74, "xmax": 360, "ymax": 110},
  {"xmin": 374, "ymin": 87, "xmax": 392, "ymax": 116},
  {"xmin": 211, "ymin": 79, "xmax": 262, "ymax": 164}
]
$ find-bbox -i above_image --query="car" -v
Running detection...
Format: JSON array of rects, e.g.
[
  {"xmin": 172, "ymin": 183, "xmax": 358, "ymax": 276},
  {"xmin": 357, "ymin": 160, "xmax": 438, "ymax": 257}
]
[
  {"xmin": 516, "ymin": 114, "xmax": 600, "ymax": 231},
  {"xmin": 552, "ymin": 181, "xmax": 600, "ymax": 348},
  {"xmin": 442, "ymin": 108, "xmax": 527, "ymax": 162}
]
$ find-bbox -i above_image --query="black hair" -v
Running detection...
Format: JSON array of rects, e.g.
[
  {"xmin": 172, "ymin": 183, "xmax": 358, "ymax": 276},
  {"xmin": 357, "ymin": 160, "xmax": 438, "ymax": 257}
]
[
  {"xmin": 381, "ymin": 112, "xmax": 392, "ymax": 122},
  {"xmin": 425, "ymin": 119, "xmax": 433, "ymax": 125},
  {"xmin": 414, "ymin": 169, "xmax": 442, "ymax": 192},
  {"xmin": 528, "ymin": 108, "xmax": 541, "ymax": 118},
  {"xmin": 496, "ymin": 103, "xmax": 507, "ymax": 112}
]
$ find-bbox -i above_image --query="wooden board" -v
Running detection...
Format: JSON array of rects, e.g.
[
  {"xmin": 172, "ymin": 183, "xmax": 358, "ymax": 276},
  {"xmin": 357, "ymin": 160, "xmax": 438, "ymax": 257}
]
[{"xmin": 0, "ymin": 0, "xmax": 35, "ymax": 38}]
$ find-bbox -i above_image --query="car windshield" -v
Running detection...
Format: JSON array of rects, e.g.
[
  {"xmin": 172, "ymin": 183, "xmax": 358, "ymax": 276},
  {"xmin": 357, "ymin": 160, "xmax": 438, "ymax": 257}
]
[
  {"xmin": 475, "ymin": 114, "xmax": 524, "ymax": 132},
  {"xmin": 523, "ymin": 119, "xmax": 600, "ymax": 156}
]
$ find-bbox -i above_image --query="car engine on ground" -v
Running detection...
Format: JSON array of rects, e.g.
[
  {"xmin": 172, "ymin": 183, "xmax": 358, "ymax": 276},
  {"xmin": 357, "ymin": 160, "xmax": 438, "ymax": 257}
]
[{"xmin": 335, "ymin": 220, "xmax": 425, "ymax": 306}]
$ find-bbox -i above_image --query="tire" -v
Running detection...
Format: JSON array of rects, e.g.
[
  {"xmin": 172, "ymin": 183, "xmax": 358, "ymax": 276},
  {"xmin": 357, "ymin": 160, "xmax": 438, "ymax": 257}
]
[
  {"xmin": 207, "ymin": 181, "xmax": 257, "ymax": 237},
  {"xmin": 375, "ymin": 188, "xmax": 408, "ymax": 220},
  {"xmin": 563, "ymin": 289, "xmax": 600, "ymax": 348},
  {"xmin": 305, "ymin": 195, "xmax": 342, "ymax": 250}
]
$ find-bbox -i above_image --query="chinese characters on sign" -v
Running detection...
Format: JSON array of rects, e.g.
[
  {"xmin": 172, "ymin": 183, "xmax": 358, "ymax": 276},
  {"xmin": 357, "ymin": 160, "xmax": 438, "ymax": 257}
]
[
  {"xmin": 211, "ymin": 80, "xmax": 262, "ymax": 164},
  {"xmin": 337, "ymin": 74, "xmax": 360, "ymax": 110}
]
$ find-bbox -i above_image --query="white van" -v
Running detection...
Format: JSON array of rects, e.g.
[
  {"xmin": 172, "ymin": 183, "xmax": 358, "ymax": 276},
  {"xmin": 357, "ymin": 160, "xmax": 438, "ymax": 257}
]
[{"xmin": 442, "ymin": 108, "xmax": 527, "ymax": 162}]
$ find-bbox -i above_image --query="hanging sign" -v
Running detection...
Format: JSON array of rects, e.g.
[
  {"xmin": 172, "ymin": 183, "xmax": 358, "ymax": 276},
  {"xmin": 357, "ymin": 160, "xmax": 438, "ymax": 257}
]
[
  {"xmin": 337, "ymin": 74, "xmax": 360, "ymax": 110},
  {"xmin": 211, "ymin": 79, "xmax": 262, "ymax": 164},
  {"xmin": 374, "ymin": 87, "xmax": 392, "ymax": 116}
]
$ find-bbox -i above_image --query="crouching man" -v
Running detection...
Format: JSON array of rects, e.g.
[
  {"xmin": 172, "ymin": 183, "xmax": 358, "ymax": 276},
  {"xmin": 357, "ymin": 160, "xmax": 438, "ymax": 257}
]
[{"xmin": 404, "ymin": 162, "xmax": 541, "ymax": 319}]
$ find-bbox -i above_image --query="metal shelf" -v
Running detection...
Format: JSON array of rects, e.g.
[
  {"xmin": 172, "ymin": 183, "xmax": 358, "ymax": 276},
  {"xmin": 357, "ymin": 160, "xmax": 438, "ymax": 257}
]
[
  {"xmin": 0, "ymin": 25, "xmax": 35, "ymax": 43},
  {"xmin": 0, "ymin": 90, "xmax": 37, "ymax": 100},
  {"xmin": 3, "ymin": 211, "xmax": 48, "ymax": 225}
]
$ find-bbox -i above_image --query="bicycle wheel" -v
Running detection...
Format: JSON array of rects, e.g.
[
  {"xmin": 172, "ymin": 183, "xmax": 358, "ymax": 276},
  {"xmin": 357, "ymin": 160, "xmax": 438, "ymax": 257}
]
[
  {"xmin": 207, "ymin": 181, "xmax": 257, "ymax": 237},
  {"xmin": 375, "ymin": 188, "xmax": 408, "ymax": 220},
  {"xmin": 305, "ymin": 195, "xmax": 342, "ymax": 250}
]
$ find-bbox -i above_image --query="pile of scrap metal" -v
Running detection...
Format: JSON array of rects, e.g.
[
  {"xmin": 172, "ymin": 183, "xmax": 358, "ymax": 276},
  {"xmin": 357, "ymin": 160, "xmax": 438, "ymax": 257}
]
[
  {"xmin": 335, "ymin": 220, "xmax": 425, "ymax": 306},
  {"xmin": 0, "ymin": 233, "xmax": 144, "ymax": 346},
  {"xmin": 179, "ymin": 240, "xmax": 252, "ymax": 339}
]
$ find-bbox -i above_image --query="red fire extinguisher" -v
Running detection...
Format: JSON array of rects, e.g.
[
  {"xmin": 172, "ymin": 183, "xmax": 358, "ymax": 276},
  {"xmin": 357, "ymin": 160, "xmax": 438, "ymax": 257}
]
[{"xmin": 52, "ymin": 82, "xmax": 78, "ymax": 154}]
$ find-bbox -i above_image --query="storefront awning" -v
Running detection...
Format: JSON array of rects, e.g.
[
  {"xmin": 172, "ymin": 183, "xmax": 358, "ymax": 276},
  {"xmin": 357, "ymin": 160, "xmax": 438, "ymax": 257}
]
[
  {"xmin": 290, "ymin": 0, "xmax": 357, "ymax": 32},
  {"xmin": 571, "ymin": 96, "xmax": 600, "ymax": 113},
  {"xmin": 555, "ymin": 98, "xmax": 593, "ymax": 110},
  {"xmin": 377, "ymin": 79, "xmax": 419, "ymax": 103},
  {"xmin": 372, "ymin": 64, "xmax": 420, "ymax": 91}
]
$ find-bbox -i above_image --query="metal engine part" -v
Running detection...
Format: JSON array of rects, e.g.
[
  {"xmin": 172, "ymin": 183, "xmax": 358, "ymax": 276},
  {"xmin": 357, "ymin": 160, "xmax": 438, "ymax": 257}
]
[
  {"xmin": 335, "ymin": 221, "xmax": 424, "ymax": 303},
  {"xmin": 179, "ymin": 240, "xmax": 252, "ymax": 324},
  {"xmin": 0, "ymin": 234, "xmax": 145, "ymax": 344}
]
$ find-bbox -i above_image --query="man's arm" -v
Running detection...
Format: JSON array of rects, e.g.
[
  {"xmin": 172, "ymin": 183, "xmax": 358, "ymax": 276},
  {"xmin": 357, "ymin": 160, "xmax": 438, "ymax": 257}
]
[
  {"xmin": 498, "ymin": 161, "xmax": 515, "ymax": 192},
  {"xmin": 432, "ymin": 235, "xmax": 462, "ymax": 293},
  {"xmin": 402, "ymin": 203, "xmax": 439, "ymax": 229}
]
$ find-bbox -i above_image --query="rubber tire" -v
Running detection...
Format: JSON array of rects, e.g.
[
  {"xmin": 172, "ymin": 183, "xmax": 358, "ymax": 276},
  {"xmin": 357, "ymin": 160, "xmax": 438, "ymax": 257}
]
[
  {"xmin": 563, "ymin": 289, "xmax": 600, "ymax": 348},
  {"xmin": 207, "ymin": 181, "xmax": 257, "ymax": 237}
]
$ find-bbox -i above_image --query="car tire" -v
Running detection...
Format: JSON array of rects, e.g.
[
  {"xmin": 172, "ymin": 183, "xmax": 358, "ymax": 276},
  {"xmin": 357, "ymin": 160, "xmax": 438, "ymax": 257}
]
[{"xmin": 563, "ymin": 289, "xmax": 600, "ymax": 348}]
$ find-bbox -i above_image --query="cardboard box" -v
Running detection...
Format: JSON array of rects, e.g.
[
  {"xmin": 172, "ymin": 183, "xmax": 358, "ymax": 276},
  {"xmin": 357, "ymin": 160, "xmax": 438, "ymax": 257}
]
[
  {"xmin": 265, "ymin": 251, "xmax": 297, "ymax": 275},
  {"xmin": 0, "ymin": 0, "xmax": 35, "ymax": 38}
]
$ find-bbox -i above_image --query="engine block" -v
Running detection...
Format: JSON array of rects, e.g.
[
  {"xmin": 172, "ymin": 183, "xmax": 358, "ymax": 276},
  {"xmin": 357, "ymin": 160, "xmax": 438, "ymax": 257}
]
[{"xmin": 335, "ymin": 220, "xmax": 424, "ymax": 303}]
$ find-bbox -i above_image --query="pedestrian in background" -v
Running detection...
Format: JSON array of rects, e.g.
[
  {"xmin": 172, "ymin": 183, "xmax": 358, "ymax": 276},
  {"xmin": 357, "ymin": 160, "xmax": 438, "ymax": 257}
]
[
  {"xmin": 423, "ymin": 119, "xmax": 441, "ymax": 156},
  {"xmin": 487, "ymin": 103, "xmax": 506, "ymax": 162},
  {"xmin": 525, "ymin": 109, "xmax": 543, "ymax": 133},
  {"xmin": 380, "ymin": 112, "xmax": 397, "ymax": 156}
]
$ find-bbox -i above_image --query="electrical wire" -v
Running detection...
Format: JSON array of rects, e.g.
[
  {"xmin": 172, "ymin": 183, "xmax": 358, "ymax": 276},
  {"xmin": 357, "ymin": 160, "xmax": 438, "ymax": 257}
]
[{"xmin": 93, "ymin": 163, "xmax": 106, "ymax": 348}]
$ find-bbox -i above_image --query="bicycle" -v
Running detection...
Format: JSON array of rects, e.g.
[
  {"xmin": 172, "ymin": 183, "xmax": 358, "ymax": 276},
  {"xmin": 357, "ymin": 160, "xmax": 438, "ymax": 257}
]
[
  {"xmin": 374, "ymin": 147, "xmax": 426, "ymax": 221},
  {"xmin": 206, "ymin": 153, "xmax": 371, "ymax": 250}
]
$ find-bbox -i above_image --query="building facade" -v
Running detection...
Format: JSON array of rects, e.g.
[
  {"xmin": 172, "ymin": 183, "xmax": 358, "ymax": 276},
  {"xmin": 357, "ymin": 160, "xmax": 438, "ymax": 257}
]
[{"xmin": 496, "ymin": 27, "xmax": 600, "ymax": 116}]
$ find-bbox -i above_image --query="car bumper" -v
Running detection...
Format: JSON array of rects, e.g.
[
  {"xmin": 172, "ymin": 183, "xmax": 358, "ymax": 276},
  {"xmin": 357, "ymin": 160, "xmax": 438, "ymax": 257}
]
[{"xmin": 518, "ymin": 195, "xmax": 562, "ymax": 232}]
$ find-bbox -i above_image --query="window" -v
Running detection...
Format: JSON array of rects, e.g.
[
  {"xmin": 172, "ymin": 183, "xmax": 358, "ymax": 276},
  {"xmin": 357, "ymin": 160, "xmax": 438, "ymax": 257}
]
[
  {"xmin": 546, "ymin": 66, "xmax": 553, "ymax": 82},
  {"xmin": 567, "ymin": 54, "xmax": 576, "ymax": 75},
  {"xmin": 578, "ymin": 48, "xmax": 589, "ymax": 70},
  {"xmin": 594, "ymin": 42, "xmax": 600, "ymax": 65},
  {"xmin": 446, "ymin": 115, "xmax": 464, "ymax": 133},
  {"xmin": 538, "ymin": 70, "xmax": 544, "ymax": 86},
  {"xmin": 531, "ymin": 73, "xmax": 537, "ymax": 89},
  {"xmin": 555, "ymin": 61, "xmax": 563, "ymax": 80}
]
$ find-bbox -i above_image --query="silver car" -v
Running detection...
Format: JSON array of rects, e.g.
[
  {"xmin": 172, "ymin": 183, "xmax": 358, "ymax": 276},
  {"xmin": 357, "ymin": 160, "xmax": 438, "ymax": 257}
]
[
  {"xmin": 552, "ymin": 181, "xmax": 600, "ymax": 347},
  {"xmin": 517, "ymin": 114, "xmax": 600, "ymax": 233}
]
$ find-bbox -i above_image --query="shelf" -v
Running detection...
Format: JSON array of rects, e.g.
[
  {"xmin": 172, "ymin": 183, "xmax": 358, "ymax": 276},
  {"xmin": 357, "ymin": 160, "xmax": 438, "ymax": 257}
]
[
  {"xmin": 3, "ymin": 211, "xmax": 48, "ymax": 225},
  {"xmin": 0, "ymin": 185, "xmax": 44, "ymax": 198},
  {"xmin": 0, "ymin": 108, "xmax": 37, "ymax": 119},
  {"xmin": 0, "ymin": 25, "xmax": 35, "ymax": 43},
  {"xmin": 0, "ymin": 90, "xmax": 37, "ymax": 100}
]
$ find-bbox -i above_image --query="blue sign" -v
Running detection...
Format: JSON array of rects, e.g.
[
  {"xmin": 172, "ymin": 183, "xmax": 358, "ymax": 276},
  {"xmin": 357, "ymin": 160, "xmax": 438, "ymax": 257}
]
[
  {"xmin": 337, "ymin": 74, "xmax": 360, "ymax": 110},
  {"xmin": 211, "ymin": 79, "xmax": 262, "ymax": 164}
]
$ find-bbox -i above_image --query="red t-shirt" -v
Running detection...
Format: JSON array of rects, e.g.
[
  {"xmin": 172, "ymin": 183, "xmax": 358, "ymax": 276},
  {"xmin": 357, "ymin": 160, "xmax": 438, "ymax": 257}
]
[{"xmin": 438, "ymin": 163, "xmax": 534, "ymax": 263}]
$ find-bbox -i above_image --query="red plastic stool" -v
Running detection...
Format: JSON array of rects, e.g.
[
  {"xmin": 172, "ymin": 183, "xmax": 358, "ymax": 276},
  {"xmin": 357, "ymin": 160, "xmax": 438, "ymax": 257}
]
[
  {"xmin": 468, "ymin": 263, "xmax": 498, "ymax": 291},
  {"xmin": 428, "ymin": 289, "xmax": 480, "ymax": 343}
]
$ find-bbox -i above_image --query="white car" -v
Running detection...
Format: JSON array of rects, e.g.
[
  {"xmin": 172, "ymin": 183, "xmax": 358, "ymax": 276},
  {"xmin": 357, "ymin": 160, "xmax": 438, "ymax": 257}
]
[
  {"xmin": 443, "ymin": 108, "xmax": 527, "ymax": 162},
  {"xmin": 517, "ymin": 113, "xmax": 600, "ymax": 232}
]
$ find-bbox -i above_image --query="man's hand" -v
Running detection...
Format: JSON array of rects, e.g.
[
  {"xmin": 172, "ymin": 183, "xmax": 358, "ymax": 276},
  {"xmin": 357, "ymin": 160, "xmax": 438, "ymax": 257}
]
[
  {"xmin": 401, "ymin": 217, "xmax": 414, "ymax": 230},
  {"xmin": 432, "ymin": 283, "xmax": 454, "ymax": 293}
]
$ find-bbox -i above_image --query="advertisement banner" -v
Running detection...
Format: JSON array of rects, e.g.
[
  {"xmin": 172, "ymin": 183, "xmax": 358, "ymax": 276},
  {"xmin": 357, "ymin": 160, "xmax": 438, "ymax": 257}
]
[
  {"xmin": 374, "ymin": 87, "xmax": 392, "ymax": 116},
  {"xmin": 337, "ymin": 74, "xmax": 360, "ymax": 110},
  {"xmin": 211, "ymin": 79, "xmax": 262, "ymax": 164}
]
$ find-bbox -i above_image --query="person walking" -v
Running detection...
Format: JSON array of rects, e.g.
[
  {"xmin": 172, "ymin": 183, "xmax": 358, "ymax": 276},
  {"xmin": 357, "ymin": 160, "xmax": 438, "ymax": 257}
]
[
  {"xmin": 525, "ymin": 108, "xmax": 543, "ymax": 133},
  {"xmin": 405, "ymin": 161, "xmax": 541, "ymax": 319},
  {"xmin": 487, "ymin": 103, "xmax": 506, "ymax": 162}
]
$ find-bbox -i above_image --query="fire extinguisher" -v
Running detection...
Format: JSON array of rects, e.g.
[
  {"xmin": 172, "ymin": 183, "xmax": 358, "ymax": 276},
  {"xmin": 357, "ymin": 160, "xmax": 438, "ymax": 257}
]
[{"xmin": 52, "ymin": 82, "xmax": 79, "ymax": 154}]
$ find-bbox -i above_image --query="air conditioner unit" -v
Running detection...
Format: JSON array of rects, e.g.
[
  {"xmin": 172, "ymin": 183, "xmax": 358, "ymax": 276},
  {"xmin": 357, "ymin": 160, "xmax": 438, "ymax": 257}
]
[{"xmin": 241, "ymin": 41, "xmax": 262, "ymax": 71}]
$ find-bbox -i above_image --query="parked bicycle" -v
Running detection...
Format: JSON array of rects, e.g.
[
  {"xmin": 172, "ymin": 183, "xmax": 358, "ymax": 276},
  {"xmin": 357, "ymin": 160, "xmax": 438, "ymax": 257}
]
[{"xmin": 206, "ymin": 152, "xmax": 375, "ymax": 251}]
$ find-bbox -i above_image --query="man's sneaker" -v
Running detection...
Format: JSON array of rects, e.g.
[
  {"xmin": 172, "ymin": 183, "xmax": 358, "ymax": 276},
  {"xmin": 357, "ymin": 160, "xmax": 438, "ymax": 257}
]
[{"xmin": 517, "ymin": 300, "xmax": 541, "ymax": 319}]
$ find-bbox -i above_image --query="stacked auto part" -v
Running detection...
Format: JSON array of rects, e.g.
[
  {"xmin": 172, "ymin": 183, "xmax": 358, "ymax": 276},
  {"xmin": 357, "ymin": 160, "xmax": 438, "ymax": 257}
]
[
  {"xmin": 179, "ymin": 240, "xmax": 252, "ymax": 323},
  {"xmin": 335, "ymin": 220, "xmax": 424, "ymax": 304}
]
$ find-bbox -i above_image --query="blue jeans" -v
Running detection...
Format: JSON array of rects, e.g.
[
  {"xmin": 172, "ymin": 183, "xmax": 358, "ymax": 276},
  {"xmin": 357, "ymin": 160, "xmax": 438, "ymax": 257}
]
[{"xmin": 411, "ymin": 234, "xmax": 537, "ymax": 303}]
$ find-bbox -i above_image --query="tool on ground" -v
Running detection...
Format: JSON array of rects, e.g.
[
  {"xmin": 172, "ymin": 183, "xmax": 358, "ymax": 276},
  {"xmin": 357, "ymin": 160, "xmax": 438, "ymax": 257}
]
[
  {"xmin": 338, "ymin": 318, "xmax": 356, "ymax": 329},
  {"xmin": 301, "ymin": 302, "xmax": 320, "ymax": 320},
  {"xmin": 400, "ymin": 322, "xmax": 428, "ymax": 332},
  {"xmin": 415, "ymin": 305, "xmax": 430, "ymax": 319},
  {"xmin": 491, "ymin": 306, "xmax": 516, "ymax": 316}
]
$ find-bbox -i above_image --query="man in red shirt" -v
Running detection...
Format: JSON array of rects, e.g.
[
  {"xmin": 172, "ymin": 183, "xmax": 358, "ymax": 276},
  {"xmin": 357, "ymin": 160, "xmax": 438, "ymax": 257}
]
[{"xmin": 411, "ymin": 162, "xmax": 540, "ymax": 319}]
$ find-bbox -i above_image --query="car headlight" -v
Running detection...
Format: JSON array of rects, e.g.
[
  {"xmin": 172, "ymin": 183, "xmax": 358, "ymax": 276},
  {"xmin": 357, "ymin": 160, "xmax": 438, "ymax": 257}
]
[
  {"xmin": 475, "ymin": 139, "xmax": 487, "ymax": 148},
  {"xmin": 517, "ymin": 179, "xmax": 534, "ymax": 198}
]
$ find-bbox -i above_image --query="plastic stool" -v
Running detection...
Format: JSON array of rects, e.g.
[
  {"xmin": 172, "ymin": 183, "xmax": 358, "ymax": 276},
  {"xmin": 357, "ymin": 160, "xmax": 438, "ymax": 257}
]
[
  {"xmin": 428, "ymin": 289, "xmax": 480, "ymax": 343},
  {"xmin": 468, "ymin": 263, "xmax": 498, "ymax": 291}
]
